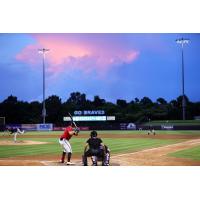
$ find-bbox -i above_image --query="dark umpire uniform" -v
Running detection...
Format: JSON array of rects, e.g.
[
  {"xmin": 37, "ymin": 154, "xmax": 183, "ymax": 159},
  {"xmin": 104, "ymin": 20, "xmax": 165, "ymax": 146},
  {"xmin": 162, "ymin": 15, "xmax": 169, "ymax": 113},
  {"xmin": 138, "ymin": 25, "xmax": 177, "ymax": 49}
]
[{"xmin": 82, "ymin": 130, "xmax": 108, "ymax": 166}]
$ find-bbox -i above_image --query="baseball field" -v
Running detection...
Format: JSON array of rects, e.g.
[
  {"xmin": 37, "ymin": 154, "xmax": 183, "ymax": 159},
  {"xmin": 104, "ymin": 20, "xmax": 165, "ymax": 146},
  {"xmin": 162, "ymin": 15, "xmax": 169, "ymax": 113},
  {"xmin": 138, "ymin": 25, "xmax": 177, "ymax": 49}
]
[{"xmin": 1, "ymin": 130, "xmax": 200, "ymax": 166}]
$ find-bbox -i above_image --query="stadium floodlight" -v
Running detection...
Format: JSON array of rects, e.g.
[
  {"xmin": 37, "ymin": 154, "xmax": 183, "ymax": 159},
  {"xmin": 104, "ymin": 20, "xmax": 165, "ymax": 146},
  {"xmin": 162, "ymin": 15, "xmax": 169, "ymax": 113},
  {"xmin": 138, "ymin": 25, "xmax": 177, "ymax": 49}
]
[
  {"xmin": 176, "ymin": 38, "xmax": 190, "ymax": 120},
  {"xmin": 0, "ymin": 117, "xmax": 5, "ymax": 125},
  {"xmin": 38, "ymin": 48, "xmax": 50, "ymax": 124},
  {"xmin": 176, "ymin": 38, "xmax": 190, "ymax": 45}
]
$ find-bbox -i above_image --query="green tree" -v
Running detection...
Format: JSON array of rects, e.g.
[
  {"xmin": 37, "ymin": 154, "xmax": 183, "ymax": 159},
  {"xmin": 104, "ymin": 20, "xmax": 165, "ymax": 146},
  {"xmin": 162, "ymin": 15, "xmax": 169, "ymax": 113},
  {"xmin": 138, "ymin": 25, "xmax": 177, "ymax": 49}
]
[
  {"xmin": 46, "ymin": 95, "xmax": 62, "ymax": 124},
  {"xmin": 140, "ymin": 97, "xmax": 153, "ymax": 106},
  {"xmin": 116, "ymin": 99, "xmax": 127, "ymax": 108},
  {"xmin": 93, "ymin": 95, "xmax": 105, "ymax": 107},
  {"xmin": 157, "ymin": 97, "xmax": 167, "ymax": 105}
]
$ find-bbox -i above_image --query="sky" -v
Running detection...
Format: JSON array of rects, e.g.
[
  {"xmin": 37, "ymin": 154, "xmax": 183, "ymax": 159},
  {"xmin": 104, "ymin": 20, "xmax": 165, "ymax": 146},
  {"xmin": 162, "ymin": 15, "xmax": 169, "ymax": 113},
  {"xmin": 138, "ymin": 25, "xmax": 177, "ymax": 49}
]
[{"xmin": 0, "ymin": 33, "xmax": 199, "ymax": 103}]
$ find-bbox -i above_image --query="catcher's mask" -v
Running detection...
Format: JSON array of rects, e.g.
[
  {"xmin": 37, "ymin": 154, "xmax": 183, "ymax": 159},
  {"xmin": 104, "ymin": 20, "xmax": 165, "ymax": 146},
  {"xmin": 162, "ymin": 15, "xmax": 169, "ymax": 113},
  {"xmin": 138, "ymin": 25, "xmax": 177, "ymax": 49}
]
[{"xmin": 90, "ymin": 130, "xmax": 97, "ymax": 138}]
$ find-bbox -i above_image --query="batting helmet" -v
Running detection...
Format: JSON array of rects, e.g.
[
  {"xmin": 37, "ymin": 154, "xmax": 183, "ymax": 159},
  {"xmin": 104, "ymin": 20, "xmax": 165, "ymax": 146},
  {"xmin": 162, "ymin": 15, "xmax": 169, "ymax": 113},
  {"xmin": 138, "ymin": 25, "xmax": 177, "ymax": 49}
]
[{"xmin": 90, "ymin": 130, "xmax": 97, "ymax": 138}]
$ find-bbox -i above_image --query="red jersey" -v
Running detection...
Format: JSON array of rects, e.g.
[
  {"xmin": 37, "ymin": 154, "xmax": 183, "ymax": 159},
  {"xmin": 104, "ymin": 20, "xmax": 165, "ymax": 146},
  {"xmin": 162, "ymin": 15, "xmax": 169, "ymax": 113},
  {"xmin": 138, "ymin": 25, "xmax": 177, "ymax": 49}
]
[{"xmin": 60, "ymin": 126, "xmax": 73, "ymax": 140}]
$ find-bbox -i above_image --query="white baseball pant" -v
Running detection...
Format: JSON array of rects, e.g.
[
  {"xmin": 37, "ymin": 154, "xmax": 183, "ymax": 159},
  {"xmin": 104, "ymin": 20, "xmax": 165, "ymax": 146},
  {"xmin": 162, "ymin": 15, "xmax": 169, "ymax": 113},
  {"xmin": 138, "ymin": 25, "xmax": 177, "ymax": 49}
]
[{"xmin": 59, "ymin": 139, "xmax": 72, "ymax": 153}]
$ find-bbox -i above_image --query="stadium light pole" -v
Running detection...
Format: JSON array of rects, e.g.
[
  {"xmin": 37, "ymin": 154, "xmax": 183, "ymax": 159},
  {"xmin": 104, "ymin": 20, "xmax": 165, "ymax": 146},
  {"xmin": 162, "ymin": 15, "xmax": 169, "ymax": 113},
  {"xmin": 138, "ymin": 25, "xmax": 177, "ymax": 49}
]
[
  {"xmin": 176, "ymin": 38, "xmax": 190, "ymax": 120},
  {"xmin": 38, "ymin": 48, "xmax": 49, "ymax": 124}
]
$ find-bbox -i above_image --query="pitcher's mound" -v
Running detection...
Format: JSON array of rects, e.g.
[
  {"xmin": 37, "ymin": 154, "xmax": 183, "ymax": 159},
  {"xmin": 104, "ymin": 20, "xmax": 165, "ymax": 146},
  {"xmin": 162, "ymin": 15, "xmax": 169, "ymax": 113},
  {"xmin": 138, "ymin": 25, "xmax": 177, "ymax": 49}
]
[{"xmin": 0, "ymin": 140, "xmax": 49, "ymax": 146}]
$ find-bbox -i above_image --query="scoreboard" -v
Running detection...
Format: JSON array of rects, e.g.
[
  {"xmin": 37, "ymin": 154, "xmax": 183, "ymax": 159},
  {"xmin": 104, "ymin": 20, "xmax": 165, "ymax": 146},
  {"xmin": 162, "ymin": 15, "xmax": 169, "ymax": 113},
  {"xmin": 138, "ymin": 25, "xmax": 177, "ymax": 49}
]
[
  {"xmin": 63, "ymin": 116, "xmax": 115, "ymax": 121},
  {"xmin": 64, "ymin": 110, "xmax": 115, "ymax": 121}
]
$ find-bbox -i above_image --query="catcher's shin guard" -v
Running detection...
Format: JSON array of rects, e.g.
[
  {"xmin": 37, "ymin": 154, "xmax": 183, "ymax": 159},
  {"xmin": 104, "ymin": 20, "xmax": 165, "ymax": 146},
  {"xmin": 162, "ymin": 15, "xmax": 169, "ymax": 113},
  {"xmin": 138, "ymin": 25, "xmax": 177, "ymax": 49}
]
[
  {"xmin": 91, "ymin": 156, "xmax": 97, "ymax": 166},
  {"xmin": 82, "ymin": 155, "xmax": 88, "ymax": 166},
  {"xmin": 104, "ymin": 152, "xmax": 110, "ymax": 166}
]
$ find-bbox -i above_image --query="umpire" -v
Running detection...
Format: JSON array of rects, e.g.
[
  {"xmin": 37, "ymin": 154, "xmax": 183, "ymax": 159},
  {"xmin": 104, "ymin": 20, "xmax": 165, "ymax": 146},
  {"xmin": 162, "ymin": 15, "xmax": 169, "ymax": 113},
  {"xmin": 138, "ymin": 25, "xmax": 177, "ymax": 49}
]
[{"xmin": 82, "ymin": 130, "xmax": 106, "ymax": 166}]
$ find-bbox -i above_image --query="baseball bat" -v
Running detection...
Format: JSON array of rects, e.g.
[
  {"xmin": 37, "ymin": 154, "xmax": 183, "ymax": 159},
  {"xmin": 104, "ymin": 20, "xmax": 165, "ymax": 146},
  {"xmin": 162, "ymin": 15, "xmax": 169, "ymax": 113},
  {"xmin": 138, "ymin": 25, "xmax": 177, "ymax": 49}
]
[{"xmin": 68, "ymin": 112, "xmax": 78, "ymax": 128}]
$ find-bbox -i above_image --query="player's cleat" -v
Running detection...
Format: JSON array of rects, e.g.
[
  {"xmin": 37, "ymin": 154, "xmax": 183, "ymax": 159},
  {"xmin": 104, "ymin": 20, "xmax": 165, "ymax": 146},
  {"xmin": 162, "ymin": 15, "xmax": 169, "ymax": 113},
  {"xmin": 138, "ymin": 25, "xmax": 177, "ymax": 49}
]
[
  {"xmin": 66, "ymin": 161, "xmax": 75, "ymax": 165},
  {"xmin": 60, "ymin": 160, "xmax": 64, "ymax": 163},
  {"xmin": 92, "ymin": 162, "xmax": 97, "ymax": 166}
]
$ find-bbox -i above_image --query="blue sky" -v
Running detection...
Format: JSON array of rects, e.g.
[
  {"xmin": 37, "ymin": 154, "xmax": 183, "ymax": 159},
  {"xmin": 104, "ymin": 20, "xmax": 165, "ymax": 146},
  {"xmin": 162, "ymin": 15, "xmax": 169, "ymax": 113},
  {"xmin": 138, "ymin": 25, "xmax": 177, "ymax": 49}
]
[{"xmin": 0, "ymin": 33, "xmax": 199, "ymax": 103}]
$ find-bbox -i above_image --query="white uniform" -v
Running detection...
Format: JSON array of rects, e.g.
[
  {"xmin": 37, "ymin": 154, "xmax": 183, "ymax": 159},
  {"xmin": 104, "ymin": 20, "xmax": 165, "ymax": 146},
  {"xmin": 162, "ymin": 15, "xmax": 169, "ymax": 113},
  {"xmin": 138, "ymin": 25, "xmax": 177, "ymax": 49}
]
[
  {"xmin": 59, "ymin": 126, "xmax": 73, "ymax": 153},
  {"xmin": 14, "ymin": 128, "xmax": 24, "ymax": 142},
  {"xmin": 59, "ymin": 139, "xmax": 72, "ymax": 153}
]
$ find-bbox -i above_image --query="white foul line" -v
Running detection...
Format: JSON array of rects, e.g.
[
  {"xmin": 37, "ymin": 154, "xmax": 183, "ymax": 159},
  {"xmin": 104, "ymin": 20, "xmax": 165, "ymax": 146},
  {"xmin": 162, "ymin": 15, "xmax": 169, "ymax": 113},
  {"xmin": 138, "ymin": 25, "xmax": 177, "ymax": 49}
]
[{"xmin": 111, "ymin": 139, "xmax": 200, "ymax": 158}]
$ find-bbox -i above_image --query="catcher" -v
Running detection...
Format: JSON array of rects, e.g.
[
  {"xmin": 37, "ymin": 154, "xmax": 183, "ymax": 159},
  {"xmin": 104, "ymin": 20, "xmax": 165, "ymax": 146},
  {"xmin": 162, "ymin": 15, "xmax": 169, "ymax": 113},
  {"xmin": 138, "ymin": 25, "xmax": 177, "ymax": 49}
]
[
  {"xmin": 93, "ymin": 144, "xmax": 110, "ymax": 166},
  {"xmin": 82, "ymin": 130, "xmax": 110, "ymax": 166},
  {"xmin": 59, "ymin": 122, "xmax": 79, "ymax": 165}
]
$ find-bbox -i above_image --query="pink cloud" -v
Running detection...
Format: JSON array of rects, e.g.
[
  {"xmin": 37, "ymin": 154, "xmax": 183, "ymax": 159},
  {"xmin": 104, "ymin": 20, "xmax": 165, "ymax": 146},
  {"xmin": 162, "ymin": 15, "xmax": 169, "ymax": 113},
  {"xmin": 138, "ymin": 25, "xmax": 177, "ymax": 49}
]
[
  {"xmin": 15, "ymin": 34, "xmax": 140, "ymax": 78},
  {"xmin": 16, "ymin": 44, "xmax": 40, "ymax": 65}
]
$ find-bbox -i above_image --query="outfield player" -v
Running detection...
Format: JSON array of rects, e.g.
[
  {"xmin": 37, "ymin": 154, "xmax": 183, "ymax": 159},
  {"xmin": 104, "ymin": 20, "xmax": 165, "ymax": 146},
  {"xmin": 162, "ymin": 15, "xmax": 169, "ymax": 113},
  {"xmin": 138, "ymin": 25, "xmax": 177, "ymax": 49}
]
[
  {"xmin": 82, "ymin": 130, "xmax": 110, "ymax": 166},
  {"xmin": 148, "ymin": 125, "xmax": 156, "ymax": 135},
  {"xmin": 59, "ymin": 123, "xmax": 79, "ymax": 165}
]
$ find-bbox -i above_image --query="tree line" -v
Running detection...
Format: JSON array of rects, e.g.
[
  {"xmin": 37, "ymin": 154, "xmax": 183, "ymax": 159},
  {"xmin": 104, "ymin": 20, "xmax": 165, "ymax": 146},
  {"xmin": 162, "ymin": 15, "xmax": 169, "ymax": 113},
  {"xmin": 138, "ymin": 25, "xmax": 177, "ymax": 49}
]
[{"xmin": 0, "ymin": 92, "xmax": 200, "ymax": 125}]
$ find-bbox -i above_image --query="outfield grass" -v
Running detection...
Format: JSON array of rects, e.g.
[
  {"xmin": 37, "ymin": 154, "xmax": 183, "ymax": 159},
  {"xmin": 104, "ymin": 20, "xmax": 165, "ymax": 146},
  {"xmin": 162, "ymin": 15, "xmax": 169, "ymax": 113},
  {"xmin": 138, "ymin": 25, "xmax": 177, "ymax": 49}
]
[
  {"xmin": 2, "ymin": 130, "xmax": 200, "ymax": 136},
  {"xmin": 101, "ymin": 138, "xmax": 181, "ymax": 154},
  {"xmin": 149, "ymin": 130, "xmax": 200, "ymax": 135},
  {"xmin": 169, "ymin": 146, "xmax": 200, "ymax": 161},
  {"xmin": 0, "ymin": 136, "xmax": 182, "ymax": 158},
  {"xmin": 143, "ymin": 120, "xmax": 200, "ymax": 126},
  {"xmin": 0, "ymin": 130, "xmax": 199, "ymax": 159}
]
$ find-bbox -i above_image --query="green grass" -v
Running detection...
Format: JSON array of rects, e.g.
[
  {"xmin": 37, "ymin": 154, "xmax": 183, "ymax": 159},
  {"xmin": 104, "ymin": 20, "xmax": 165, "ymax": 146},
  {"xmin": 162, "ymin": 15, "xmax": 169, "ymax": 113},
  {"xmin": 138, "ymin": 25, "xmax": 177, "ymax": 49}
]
[
  {"xmin": 143, "ymin": 120, "xmax": 200, "ymax": 126},
  {"xmin": 1, "ymin": 130, "xmax": 199, "ymax": 159},
  {"xmin": 2, "ymin": 130, "xmax": 200, "ymax": 136},
  {"xmin": 0, "ymin": 136, "xmax": 182, "ymax": 158},
  {"xmin": 148, "ymin": 130, "xmax": 200, "ymax": 135},
  {"xmin": 169, "ymin": 146, "xmax": 200, "ymax": 161},
  {"xmin": 101, "ymin": 138, "xmax": 181, "ymax": 154}
]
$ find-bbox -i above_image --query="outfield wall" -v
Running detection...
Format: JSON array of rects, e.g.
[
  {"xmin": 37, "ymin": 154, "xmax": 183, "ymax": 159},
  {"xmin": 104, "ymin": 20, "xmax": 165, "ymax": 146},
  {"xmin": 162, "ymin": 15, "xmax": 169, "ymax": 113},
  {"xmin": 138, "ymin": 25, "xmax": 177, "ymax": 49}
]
[
  {"xmin": 1, "ymin": 123, "xmax": 200, "ymax": 131},
  {"xmin": 5, "ymin": 123, "xmax": 53, "ymax": 131},
  {"xmin": 134, "ymin": 125, "xmax": 200, "ymax": 130}
]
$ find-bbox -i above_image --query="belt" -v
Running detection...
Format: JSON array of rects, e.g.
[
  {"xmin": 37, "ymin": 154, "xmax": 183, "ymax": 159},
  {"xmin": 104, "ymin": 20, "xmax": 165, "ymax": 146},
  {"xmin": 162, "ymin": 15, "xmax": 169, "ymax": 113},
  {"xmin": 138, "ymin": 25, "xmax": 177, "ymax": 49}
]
[{"xmin": 60, "ymin": 138, "xmax": 69, "ymax": 141}]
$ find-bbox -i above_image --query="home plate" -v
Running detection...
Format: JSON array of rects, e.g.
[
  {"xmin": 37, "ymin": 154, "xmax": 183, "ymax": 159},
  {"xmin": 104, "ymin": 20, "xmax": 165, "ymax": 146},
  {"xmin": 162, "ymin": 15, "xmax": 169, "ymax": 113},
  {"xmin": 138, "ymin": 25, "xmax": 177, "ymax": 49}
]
[
  {"xmin": 40, "ymin": 160, "xmax": 118, "ymax": 166},
  {"xmin": 40, "ymin": 160, "xmax": 82, "ymax": 166}
]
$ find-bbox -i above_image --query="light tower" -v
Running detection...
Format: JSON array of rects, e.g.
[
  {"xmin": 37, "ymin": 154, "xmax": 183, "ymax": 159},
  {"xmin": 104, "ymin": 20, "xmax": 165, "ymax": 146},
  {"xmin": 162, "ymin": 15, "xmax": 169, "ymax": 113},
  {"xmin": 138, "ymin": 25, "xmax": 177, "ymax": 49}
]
[
  {"xmin": 38, "ymin": 48, "xmax": 49, "ymax": 124},
  {"xmin": 176, "ymin": 38, "xmax": 190, "ymax": 120}
]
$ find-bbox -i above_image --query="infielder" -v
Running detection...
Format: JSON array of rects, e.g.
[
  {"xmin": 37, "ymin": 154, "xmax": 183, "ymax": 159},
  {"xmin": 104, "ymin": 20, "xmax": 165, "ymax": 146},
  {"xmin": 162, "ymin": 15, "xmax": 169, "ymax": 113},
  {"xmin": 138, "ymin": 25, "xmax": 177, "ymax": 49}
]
[{"xmin": 59, "ymin": 122, "xmax": 79, "ymax": 165}]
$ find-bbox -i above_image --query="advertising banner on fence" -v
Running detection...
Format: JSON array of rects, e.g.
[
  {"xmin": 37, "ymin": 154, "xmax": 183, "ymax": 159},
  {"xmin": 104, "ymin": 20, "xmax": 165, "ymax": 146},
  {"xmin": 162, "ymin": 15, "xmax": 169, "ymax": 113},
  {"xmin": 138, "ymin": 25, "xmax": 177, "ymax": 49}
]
[
  {"xmin": 36, "ymin": 124, "xmax": 53, "ymax": 131},
  {"xmin": 6, "ymin": 124, "xmax": 21, "ymax": 129},
  {"xmin": 21, "ymin": 124, "xmax": 37, "ymax": 131},
  {"xmin": 120, "ymin": 123, "xmax": 136, "ymax": 130},
  {"xmin": 161, "ymin": 125, "xmax": 174, "ymax": 130}
]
